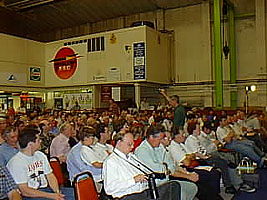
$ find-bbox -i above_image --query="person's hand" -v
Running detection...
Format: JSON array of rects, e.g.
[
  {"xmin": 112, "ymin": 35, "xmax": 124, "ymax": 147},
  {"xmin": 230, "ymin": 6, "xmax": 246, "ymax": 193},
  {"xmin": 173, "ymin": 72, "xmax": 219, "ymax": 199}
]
[
  {"xmin": 213, "ymin": 140, "xmax": 220, "ymax": 146},
  {"xmin": 187, "ymin": 172, "xmax": 199, "ymax": 182},
  {"xmin": 159, "ymin": 89, "xmax": 165, "ymax": 95},
  {"xmin": 195, "ymin": 153, "xmax": 210, "ymax": 160},
  {"xmin": 134, "ymin": 174, "xmax": 147, "ymax": 183},
  {"xmin": 50, "ymin": 193, "xmax": 65, "ymax": 200},
  {"xmin": 58, "ymin": 155, "xmax": 67, "ymax": 163}
]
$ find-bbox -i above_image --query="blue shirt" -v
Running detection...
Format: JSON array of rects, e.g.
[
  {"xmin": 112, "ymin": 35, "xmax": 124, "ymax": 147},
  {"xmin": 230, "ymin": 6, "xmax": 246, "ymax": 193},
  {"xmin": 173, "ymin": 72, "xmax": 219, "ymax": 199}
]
[
  {"xmin": 0, "ymin": 143, "xmax": 19, "ymax": 166},
  {"xmin": 134, "ymin": 140, "xmax": 175, "ymax": 186},
  {"xmin": 66, "ymin": 142, "xmax": 102, "ymax": 182}
]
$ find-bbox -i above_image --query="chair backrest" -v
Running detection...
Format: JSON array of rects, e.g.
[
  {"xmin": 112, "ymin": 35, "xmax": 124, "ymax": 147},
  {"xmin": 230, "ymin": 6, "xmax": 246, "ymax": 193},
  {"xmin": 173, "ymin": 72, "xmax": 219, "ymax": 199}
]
[
  {"xmin": 73, "ymin": 171, "xmax": 98, "ymax": 200},
  {"xmin": 49, "ymin": 157, "xmax": 65, "ymax": 186}
]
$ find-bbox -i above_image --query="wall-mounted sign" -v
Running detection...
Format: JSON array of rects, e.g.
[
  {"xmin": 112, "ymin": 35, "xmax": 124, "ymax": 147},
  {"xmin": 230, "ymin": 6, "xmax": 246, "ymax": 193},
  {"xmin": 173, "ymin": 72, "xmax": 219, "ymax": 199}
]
[
  {"xmin": 30, "ymin": 67, "xmax": 41, "ymax": 81},
  {"xmin": 8, "ymin": 74, "xmax": 16, "ymax": 81},
  {"xmin": 109, "ymin": 33, "xmax": 117, "ymax": 44},
  {"xmin": 101, "ymin": 86, "xmax": 111, "ymax": 102},
  {"xmin": 50, "ymin": 47, "xmax": 81, "ymax": 80},
  {"xmin": 133, "ymin": 42, "xmax": 146, "ymax": 80}
]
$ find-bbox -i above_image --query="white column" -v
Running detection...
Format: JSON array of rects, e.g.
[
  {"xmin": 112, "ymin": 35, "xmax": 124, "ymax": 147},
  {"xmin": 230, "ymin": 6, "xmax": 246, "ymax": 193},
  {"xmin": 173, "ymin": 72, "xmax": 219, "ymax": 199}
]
[
  {"xmin": 255, "ymin": 0, "xmax": 267, "ymax": 107},
  {"xmin": 92, "ymin": 85, "xmax": 101, "ymax": 109},
  {"xmin": 134, "ymin": 83, "xmax": 141, "ymax": 109}
]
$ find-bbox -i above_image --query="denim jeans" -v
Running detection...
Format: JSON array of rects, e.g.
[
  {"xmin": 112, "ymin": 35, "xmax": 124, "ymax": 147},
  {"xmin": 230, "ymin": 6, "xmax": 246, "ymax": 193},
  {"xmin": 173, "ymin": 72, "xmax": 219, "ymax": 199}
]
[
  {"xmin": 225, "ymin": 140, "xmax": 263, "ymax": 167},
  {"xmin": 22, "ymin": 187, "xmax": 74, "ymax": 200}
]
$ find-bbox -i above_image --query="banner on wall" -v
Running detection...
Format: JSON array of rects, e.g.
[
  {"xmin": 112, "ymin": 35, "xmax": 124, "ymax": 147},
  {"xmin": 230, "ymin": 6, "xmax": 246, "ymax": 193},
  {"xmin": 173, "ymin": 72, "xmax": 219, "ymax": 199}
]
[
  {"xmin": 30, "ymin": 67, "xmax": 41, "ymax": 81},
  {"xmin": 101, "ymin": 86, "xmax": 111, "ymax": 102},
  {"xmin": 49, "ymin": 47, "xmax": 81, "ymax": 80},
  {"xmin": 63, "ymin": 93, "xmax": 92, "ymax": 110},
  {"xmin": 133, "ymin": 42, "xmax": 146, "ymax": 80}
]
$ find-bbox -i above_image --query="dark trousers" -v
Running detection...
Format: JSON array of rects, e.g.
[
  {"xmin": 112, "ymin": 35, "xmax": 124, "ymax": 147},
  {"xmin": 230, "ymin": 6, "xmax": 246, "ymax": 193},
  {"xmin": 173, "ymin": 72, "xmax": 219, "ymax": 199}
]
[
  {"xmin": 170, "ymin": 168, "xmax": 222, "ymax": 200},
  {"xmin": 206, "ymin": 155, "xmax": 233, "ymax": 188},
  {"xmin": 119, "ymin": 181, "xmax": 181, "ymax": 200}
]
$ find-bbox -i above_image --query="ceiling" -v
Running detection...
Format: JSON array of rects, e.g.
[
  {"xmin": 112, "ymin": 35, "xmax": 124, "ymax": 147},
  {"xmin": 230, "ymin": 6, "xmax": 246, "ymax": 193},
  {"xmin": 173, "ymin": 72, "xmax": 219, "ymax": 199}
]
[{"xmin": 0, "ymin": 0, "xmax": 255, "ymax": 41}]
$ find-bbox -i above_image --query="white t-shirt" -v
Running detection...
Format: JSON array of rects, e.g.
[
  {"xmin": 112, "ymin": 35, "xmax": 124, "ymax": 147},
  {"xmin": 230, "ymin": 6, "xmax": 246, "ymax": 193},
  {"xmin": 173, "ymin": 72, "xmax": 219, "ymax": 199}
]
[
  {"xmin": 168, "ymin": 140, "xmax": 188, "ymax": 166},
  {"xmin": 216, "ymin": 126, "xmax": 229, "ymax": 145},
  {"xmin": 185, "ymin": 135, "xmax": 207, "ymax": 155},
  {"xmin": 7, "ymin": 151, "xmax": 52, "ymax": 189}
]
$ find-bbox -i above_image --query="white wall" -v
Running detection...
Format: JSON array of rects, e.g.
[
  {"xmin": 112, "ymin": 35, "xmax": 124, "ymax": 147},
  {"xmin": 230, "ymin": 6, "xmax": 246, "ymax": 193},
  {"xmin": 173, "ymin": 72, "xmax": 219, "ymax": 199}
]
[
  {"xmin": 45, "ymin": 26, "xmax": 171, "ymax": 87},
  {"xmin": 0, "ymin": 33, "xmax": 45, "ymax": 87}
]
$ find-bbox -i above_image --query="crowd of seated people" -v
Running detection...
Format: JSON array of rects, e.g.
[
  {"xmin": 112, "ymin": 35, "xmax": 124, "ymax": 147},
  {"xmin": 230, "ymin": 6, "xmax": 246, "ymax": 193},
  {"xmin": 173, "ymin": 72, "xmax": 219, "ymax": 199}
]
[{"xmin": 0, "ymin": 101, "xmax": 266, "ymax": 200}]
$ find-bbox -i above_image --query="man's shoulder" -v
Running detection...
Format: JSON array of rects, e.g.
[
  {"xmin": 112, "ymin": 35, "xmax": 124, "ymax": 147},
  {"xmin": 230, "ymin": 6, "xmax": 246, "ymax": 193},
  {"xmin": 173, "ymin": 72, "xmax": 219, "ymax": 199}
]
[
  {"xmin": 134, "ymin": 140, "xmax": 151, "ymax": 155},
  {"xmin": 7, "ymin": 152, "xmax": 23, "ymax": 166},
  {"xmin": 69, "ymin": 143, "xmax": 82, "ymax": 153},
  {"xmin": 216, "ymin": 126, "xmax": 224, "ymax": 132},
  {"xmin": 169, "ymin": 140, "xmax": 178, "ymax": 148},
  {"xmin": 0, "ymin": 142, "xmax": 9, "ymax": 150},
  {"xmin": 52, "ymin": 134, "xmax": 66, "ymax": 142},
  {"xmin": 104, "ymin": 152, "xmax": 118, "ymax": 164}
]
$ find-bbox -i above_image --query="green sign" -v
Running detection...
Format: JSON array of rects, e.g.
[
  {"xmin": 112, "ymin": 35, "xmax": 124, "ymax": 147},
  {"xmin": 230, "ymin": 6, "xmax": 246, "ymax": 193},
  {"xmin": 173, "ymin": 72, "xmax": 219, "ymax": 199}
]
[{"xmin": 30, "ymin": 67, "xmax": 41, "ymax": 81}]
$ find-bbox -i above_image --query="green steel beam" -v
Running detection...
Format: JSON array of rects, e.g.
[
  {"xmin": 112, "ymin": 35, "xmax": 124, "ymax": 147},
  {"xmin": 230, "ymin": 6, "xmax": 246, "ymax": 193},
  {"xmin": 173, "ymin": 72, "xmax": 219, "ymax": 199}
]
[
  {"xmin": 213, "ymin": 0, "xmax": 223, "ymax": 109},
  {"xmin": 229, "ymin": 5, "xmax": 237, "ymax": 108}
]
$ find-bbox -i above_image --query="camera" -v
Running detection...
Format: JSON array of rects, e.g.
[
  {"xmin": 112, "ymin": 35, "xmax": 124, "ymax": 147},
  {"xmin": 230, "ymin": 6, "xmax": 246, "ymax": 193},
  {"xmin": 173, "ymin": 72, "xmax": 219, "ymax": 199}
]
[{"xmin": 153, "ymin": 172, "xmax": 166, "ymax": 180}]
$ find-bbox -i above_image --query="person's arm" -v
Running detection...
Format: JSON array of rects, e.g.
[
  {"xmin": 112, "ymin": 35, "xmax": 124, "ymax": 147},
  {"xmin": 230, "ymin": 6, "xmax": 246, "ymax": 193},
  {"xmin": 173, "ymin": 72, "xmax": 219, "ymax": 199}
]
[
  {"xmin": 46, "ymin": 173, "xmax": 60, "ymax": 194},
  {"xmin": 92, "ymin": 162, "xmax": 103, "ymax": 168},
  {"xmin": 171, "ymin": 169, "xmax": 199, "ymax": 182},
  {"xmin": 18, "ymin": 184, "xmax": 64, "ymax": 200},
  {"xmin": 159, "ymin": 89, "xmax": 171, "ymax": 103},
  {"xmin": 80, "ymin": 146, "xmax": 102, "ymax": 168},
  {"xmin": 8, "ymin": 189, "xmax": 21, "ymax": 200}
]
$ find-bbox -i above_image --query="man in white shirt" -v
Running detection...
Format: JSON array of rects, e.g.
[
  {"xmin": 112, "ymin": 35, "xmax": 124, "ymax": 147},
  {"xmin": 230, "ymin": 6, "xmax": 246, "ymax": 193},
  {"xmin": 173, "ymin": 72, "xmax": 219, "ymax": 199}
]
[
  {"xmin": 162, "ymin": 112, "xmax": 173, "ymax": 132},
  {"xmin": 7, "ymin": 128, "xmax": 74, "ymax": 200},
  {"xmin": 93, "ymin": 124, "xmax": 113, "ymax": 160},
  {"xmin": 79, "ymin": 126, "xmax": 103, "ymax": 192},
  {"xmin": 103, "ymin": 132, "xmax": 181, "ymax": 200}
]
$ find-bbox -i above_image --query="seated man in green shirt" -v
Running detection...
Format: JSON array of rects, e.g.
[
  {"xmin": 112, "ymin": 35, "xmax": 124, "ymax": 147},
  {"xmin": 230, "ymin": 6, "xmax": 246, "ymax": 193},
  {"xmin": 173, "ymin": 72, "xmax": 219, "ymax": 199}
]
[{"xmin": 134, "ymin": 124, "xmax": 197, "ymax": 200}]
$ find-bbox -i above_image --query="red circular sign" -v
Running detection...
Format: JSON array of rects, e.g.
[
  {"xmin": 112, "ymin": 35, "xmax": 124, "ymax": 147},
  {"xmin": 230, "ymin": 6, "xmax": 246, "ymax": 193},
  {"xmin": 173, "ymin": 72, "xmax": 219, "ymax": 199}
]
[{"xmin": 53, "ymin": 47, "xmax": 77, "ymax": 80}]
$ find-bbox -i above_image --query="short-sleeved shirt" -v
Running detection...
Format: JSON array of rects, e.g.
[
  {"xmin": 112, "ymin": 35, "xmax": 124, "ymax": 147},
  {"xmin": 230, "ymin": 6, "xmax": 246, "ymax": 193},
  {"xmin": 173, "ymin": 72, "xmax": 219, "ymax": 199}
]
[
  {"xmin": 7, "ymin": 151, "xmax": 52, "ymax": 189},
  {"xmin": 0, "ymin": 165, "xmax": 17, "ymax": 199},
  {"xmin": 67, "ymin": 142, "xmax": 102, "ymax": 182},
  {"xmin": 80, "ymin": 145, "xmax": 102, "ymax": 182},
  {"xmin": 173, "ymin": 105, "xmax": 185, "ymax": 128}
]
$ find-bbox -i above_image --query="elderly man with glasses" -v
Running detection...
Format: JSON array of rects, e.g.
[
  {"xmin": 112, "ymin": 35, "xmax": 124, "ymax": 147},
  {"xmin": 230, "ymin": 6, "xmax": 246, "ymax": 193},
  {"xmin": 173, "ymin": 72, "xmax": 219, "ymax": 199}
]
[
  {"xmin": 134, "ymin": 124, "xmax": 198, "ymax": 200},
  {"xmin": 103, "ymin": 131, "xmax": 181, "ymax": 200}
]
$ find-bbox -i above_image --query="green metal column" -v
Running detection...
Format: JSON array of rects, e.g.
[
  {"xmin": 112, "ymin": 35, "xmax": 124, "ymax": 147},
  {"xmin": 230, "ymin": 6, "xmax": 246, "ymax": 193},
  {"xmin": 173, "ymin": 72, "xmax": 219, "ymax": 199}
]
[
  {"xmin": 229, "ymin": 5, "xmax": 237, "ymax": 108},
  {"xmin": 213, "ymin": 0, "xmax": 223, "ymax": 108}
]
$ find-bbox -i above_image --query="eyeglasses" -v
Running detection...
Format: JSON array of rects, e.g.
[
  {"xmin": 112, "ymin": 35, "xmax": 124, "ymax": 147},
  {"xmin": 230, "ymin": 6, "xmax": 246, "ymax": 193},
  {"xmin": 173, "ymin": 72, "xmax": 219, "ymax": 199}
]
[
  {"xmin": 162, "ymin": 136, "xmax": 171, "ymax": 141},
  {"xmin": 122, "ymin": 140, "xmax": 134, "ymax": 147}
]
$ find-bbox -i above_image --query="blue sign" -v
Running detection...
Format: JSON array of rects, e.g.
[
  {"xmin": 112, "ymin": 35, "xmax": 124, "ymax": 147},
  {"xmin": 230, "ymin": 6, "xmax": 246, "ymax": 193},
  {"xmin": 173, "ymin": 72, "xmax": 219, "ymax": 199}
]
[{"xmin": 133, "ymin": 42, "xmax": 146, "ymax": 80}]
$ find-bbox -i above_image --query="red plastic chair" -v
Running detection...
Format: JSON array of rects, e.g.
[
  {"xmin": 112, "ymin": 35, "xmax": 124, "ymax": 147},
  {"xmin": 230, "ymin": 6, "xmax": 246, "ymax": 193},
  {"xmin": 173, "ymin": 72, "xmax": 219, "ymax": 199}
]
[
  {"xmin": 49, "ymin": 157, "xmax": 66, "ymax": 186},
  {"xmin": 73, "ymin": 171, "xmax": 98, "ymax": 200}
]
